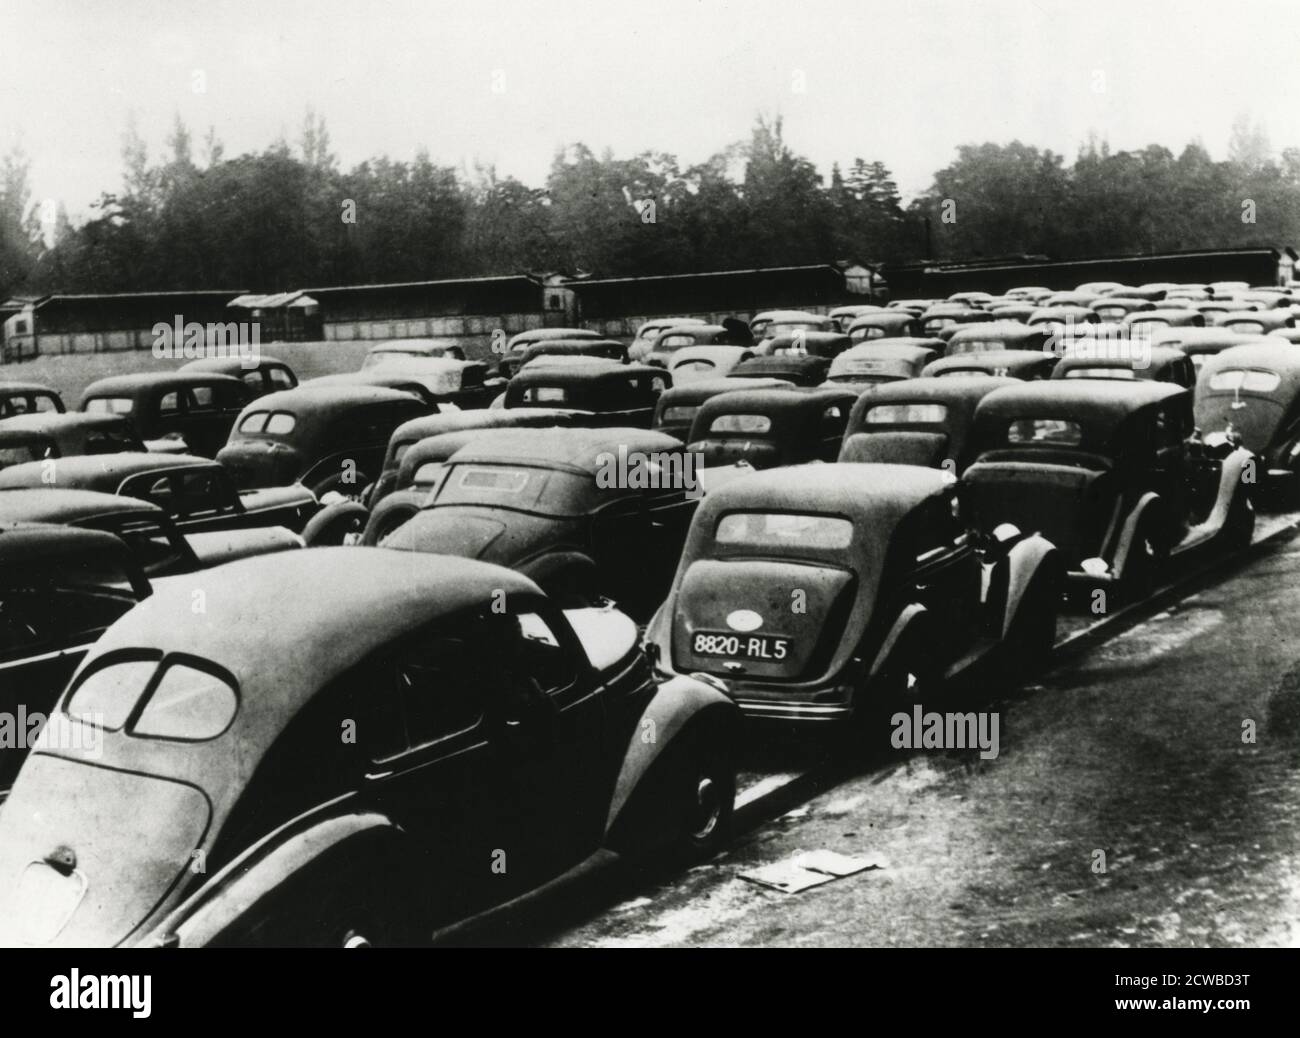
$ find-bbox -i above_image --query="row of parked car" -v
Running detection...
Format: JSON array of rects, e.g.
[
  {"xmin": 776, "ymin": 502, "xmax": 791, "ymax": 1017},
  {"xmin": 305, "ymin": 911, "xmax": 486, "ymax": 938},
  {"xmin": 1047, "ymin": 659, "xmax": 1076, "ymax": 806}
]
[{"xmin": 0, "ymin": 275, "xmax": 1294, "ymax": 946}]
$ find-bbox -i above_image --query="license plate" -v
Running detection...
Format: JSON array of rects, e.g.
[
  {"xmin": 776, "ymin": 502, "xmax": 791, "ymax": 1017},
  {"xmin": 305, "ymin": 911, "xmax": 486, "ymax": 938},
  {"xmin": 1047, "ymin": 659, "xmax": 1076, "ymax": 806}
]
[{"xmin": 692, "ymin": 631, "xmax": 790, "ymax": 661}]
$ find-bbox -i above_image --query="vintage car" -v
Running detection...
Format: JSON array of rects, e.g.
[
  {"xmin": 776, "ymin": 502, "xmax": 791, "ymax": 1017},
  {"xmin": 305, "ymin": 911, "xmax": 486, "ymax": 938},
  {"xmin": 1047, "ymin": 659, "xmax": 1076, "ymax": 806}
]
[
  {"xmin": 501, "ymin": 362, "xmax": 668, "ymax": 428},
  {"xmin": 963, "ymin": 381, "xmax": 1255, "ymax": 599},
  {"xmin": 499, "ymin": 328, "xmax": 603, "ymax": 377},
  {"xmin": 216, "ymin": 386, "xmax": 429, "ymax": 499},
  {"xmin": 0, "ymin": 413, "xmax": 144, "ymax": 469},
  {"xmin": 1, "ymin": 381, "xmax": 64, "ymax": 417},
  {"xmin": 946, "ymin": 291, "xmax": 996, "ymax": 308},
  {"xmin": 828, "ymin": 304, "xmax": 888, "ymax": 333},
  {"xmin": 0, "ymin": 549, "xmax": 740, "ymax": 947},
  {"xmin": 1194, "ymin": 343, "xmax": 1300, "ymax": 489},
  {"xmin": 1213, "ymin": 310, "xmax": 1296, "ymax": 336},
  {"xmin": 1101, "ymin": 285, "xmax": 1166, "ymax": 302},
  {"xmin": 687, "ymin": 387, "xmax": 855, "ymax": 486},
  {"xmin": 668, "ymin": 345, "xmax": 757, "ymax": 384},
  {"xmin": 887, "ymin": 299, "xmax": 939, "ymax": 317},
  {"xmin": 369, "ymin": 407, "xmax": 585, "ymax": 508},
  {"xmin": 0, "ymin": 453, "xmax": 320, "ymax": 536},
  {"xmin": 759, "ymin": 331, "xmax": 852, "ymax": 359},
  {"xmin": 652, "ymin": 377, "xmax": 793, "ymax": 441},
  {"xmin": 0, "ymin": 489, "xmax": 303, "ymax": 578},
  {"xmin": 837, "ymin": 376, "xmax": 1015, "ymax": 474},
  {"xmin": 1028, "ymin": 306, "xmax": 1102, "ymax": 339},
  {"xmin": 1163, "ymin": 328, "xmax": 1272, "ymax": 372},
  {"xmin": 826, "ymin": 342, "xmax": 939, "ymax": 387},
  {"xmin": 1121, "ymin": 308, "xmax": 1205, "ymax": 337},
  {"xmin": 1051, "ymin": 345, "xmax": 1195, "ymax": 388},
  {"xmin": 987, "ymin": 303, "xmax": 1038, "ymax": 323},
  {"xmin": 1004, "ymin": 286, "xmax": 1054, "ymax": 303},
  {"xmin": 304, "ymin": 358, "xmax": 501, "ymax": 409},
  {"xmin": 642, "ymin": 464, "xmax": 1061, "ymax": 727},
  {"xmin": 846, "ymin": 311, "xmax": 923, "ymax": 341},
  {"xmin": 749, "ymin": 310, "xmax": 832, "ymax": 341},
  {"xmin": 922, "ymin": 349, "xmax": 1058, "ymax": 381},
  {"xmin": 1267, "ymin": 328, "xmax": 1300, "ymax": 345},
  {"xmin": 80, "ymin": 372, "xmax": 252, "ymax": 458},
  {"xmin": 361, "ymin": 338, "xmax": 466, "ymax": 369},
  {"xmin": 1076, "ymin": 281, "xmax": 1128, "ymax": 296},
  {"xmin": 945, "ymin": 321, "xmax": 1051, "ymax": 356},
  {"xmin": 0, "ymin": 523, "xmax": 153, "ymax": 798},
  {"xmin": 1190, "ymin": 298, "xmax": 1259, "ymax": 318},
  {"xmin": 730, "ymin": 354, "xmax": 832, "ymax": 387},
  {"xmin": 919, "ymin": 304, "xmax": 994, "ymax": 337},
  {"xmin": 180, "ymin": 356, "xmax": 299, "ymax": 398},
  {"xmin": 644, "ymin": 324, "xmax": 748, "ymax": 369},
  {"xmin": 380, "ymin": 428, "xmax": 699, "ymax": 617},
  {"xmin": 1044, "ymin": 290, "xmax": 1102, "ymax": 307},
  {"xmin": 518, "ymin": 338, "xmax": 628, "ymax": 369},
  {"xmin": 630, "ymin": 317, "xmax": 708, "ymax": 360},
  {"xmin": 1089, "ymin": 297, "xmax": 1156, "ymax": 324}
]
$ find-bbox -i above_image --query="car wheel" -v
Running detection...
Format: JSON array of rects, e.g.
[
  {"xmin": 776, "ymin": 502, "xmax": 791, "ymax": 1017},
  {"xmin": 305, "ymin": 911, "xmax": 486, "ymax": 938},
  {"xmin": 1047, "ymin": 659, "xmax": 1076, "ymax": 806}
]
[
  {"xmin": 1224, "ymin": 490, "xmax": 1255, "ymax": 550},
  {"xmin": 1121, "ymin": 529, "xmax": 1160, "ymax": 604},
  {"xmin": 311, "ymin": 472, "xmax": 371, "ymax": 503},
  {"xmin": 1007, "ymin": 572, "xmax": 1059, "ymax": 679},
  {"xmin": 302, "ymin": 500, "xmax": 371, "ymax": 546},
  {"xmin": 676, "ymin": 735, "xmax": 735, "ymax": 858},
  {"xmin": 362, "ymin": 498, "xmax": 420, "ymax": 546}
]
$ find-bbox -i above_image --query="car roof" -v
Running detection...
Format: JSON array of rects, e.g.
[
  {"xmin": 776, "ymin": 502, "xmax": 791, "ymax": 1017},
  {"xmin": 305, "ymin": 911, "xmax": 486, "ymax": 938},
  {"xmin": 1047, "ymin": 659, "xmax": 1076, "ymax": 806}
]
[
  {"xmin": 0, "ymin": 452, "xmax": 212, "ymax": 491},
  {"xmin": 1054, "ymin": 345, "xmax": 1186, "ymax": 372},
  {"xmin": 0, "ymin": 521, "xmax": 137, "ymax": 568},
  {"xmin": 388, "ymin": 407, "xmax": 582, "ymax": 447},
  {"xmin": 752, "ymin": 309, "xmax": 825, "ymax": 322},
  {"xmin": 180, "ymin": 356, "xmax": 288, "ymax": 374},
  {"xmin": 670, "ymin": 344, "xmax": 752, "ymax": 363},
  {"xmin": 507, "ymin": 327, "xmax": 601, "ymax": 347},
  {"xmin": 977, "ymin": 380, "xmax": 1186, "ymax": 425},
  {"xmin": 925, "ymin": 350, "xmax": 1053, "ymax": 374},
  {"xmin": 366, "ymin": 339, "xmax": 463, "ymax": 351},
  {"xmin": 1198, "ymin": 343, "xmax": 1300, "ymax": 386},
  {"xmin": 848, "ymin": 311, "xmax": 916, "ymax": 329},
  {"xmin": 659, "ymin": 377, "xmax": 793, "ymax": 404},
  {"xmin": 836, "ymin": 342, "xmax": 936, "ymax": 361},
  {"xmin": 695, "ymin": 386, "xmax": 855, "ymax": 417},
  {"xmin": 243, "ymin": 384, "xmax": 421, "ymax": 413},
  {"xmin": 767, "ymin": 330, "xmax": 851, "ymax": 346},
  {"xmin": 856, "ymin": 375, "xmax": 1018, "ymax": 404},
  {"xmin": 81, "ymin": 371, "xmax": 245, "ymax": 395},
  {"xmin": 0, "ymin": 380, "xmax": 59, "ymax": 395},
  {"xmin": 698, "ymin": 462, "xmax": 950, "ymax": 527},
  {"xmin": 445, "ymin": 427, "xmax": 685, "ymax": 474},
  {"xmin": 0, "ymin": 487, "xmax": 166, "ymax": 524},
  {"xmin": 510, "ymin": 361, "xmax": 664, "ymax": 384},
  {"xmin": 947, "ymin": 321, "xmax": 1043, "ymax": 344},
  {"xmin": 0, "ymin": 411, "xmax": 127, "ymax": 434}
]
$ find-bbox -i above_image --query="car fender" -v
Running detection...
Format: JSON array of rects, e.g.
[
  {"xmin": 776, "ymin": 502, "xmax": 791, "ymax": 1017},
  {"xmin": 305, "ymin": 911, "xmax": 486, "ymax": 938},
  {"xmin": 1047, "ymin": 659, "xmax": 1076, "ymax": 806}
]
[
  {"xmin": 1200, "ymin": 446, "xmax": 1254, "ymax": 532},
  {"xmin": 603, "ymin": 674, "xmax": 739, "ymax": 840},
  {"xmin": 361, "ymin": 488, "xmax": 424, "ymax": 545},
  {"xmin": 142, "ymin": 811, "xmax": 407, "ymax": 948},
  {"xmin": 183, "ymin": 525, "xmax": 304, "ymax": 567},
  {"xmin": 240, "ymin": 482, "xmax": 318, "ymax": 517},
  {"xmin": 868, "ymin": 602, "xmax": 930, "ymax": 679},
  {"xmin": 1000, "ymin": 533, "xmax": 1061, "ymax": 638},
  {"xmin": 1111, "ymin": 491, "xmax": 1162, "ymax": 574}
]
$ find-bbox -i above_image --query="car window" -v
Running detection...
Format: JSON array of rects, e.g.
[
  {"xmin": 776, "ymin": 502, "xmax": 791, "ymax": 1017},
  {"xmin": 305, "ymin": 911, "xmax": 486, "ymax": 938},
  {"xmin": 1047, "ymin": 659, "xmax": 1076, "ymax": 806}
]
[
  {"xmin": 660, "ymin": 405, "xmax": 698, "ymax": 424},
  {"xmin": 383, "ymin": 637, "xmax": 485, "ymax": 757},
  {"xmin": 241, "ymin": 372, "xmax": 265, "ymax": 393},
  {"xmin": 1207, "ymin": 369, "xmax": 1282, "ymax": 394},
  {"xmin": 84, "ymin": 427, "xmax": 137, "ymax": 453},
  {"xmin": 715, "ymin": 512, "xmax": 853, "ymax": 549},
  {"xmin": 865, "ymin": 403, "xmax": 948, "ymax": 424},
  {"xmin": 511, "ymin": 611, "xmax": 578, "ymax": 697},
  {"xmin": 1007, "ymin": 419, "xmax": 1083, "ymax": 445},
  {"xmin": 190, "ymin": 386, "xmax": 216, "ymax": 411},
  {"xmin": 173, "ymin": 470, "xmax": 229, "ymax": 516},
  {"xmin": 86, "ymin": 397, "xmax": 134, "ymax": 415},
  {"xmin": 1064, "ymin": 368, "xmax": 1136, "ymax": 380},
  {"xmin": 710, "ymin": 414, "xmax": 771, "ymax": 434},
  {"xmin": 159, "ymin": 391, "xmax": 183, "ymax": 415},
  {"xmin": 269, "ymin": 367, "xmax": 295, "ymax": 391},
  {"xmin": 132, "ymin": 662, "xmax": 238, "ymax": 740},
  {"xmin": 33, "ymin": 393, "xmax": 59, "ymax": 413},
  {"xmin": 65, "ymin": 659, "xmax": 159, "ymax": 730},
  {"xmin": 239, "ymin": 411, "xmax": 268, "ymax": 434},
  {"xmin": 264, "ymin": 412, "xmax": 296, "ymax": 435},
  {"xmin": 0, "ymin": 441, "xmax": 47, "ymax": 466}
]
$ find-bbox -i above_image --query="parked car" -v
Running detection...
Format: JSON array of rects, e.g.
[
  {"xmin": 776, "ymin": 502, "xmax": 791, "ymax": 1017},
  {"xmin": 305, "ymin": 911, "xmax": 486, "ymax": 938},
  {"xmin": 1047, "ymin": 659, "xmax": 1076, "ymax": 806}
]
[
  {"xmin": 80, "ymin": 372, "xmax": 252, "ymax": 458},
  {"xmin": 964, "ymin": 381, "xmax": 1255, "ymax": 600},
  {"xmin": 837, "ymin": 376, "xmax": 1015, "ymax": 474},
  {"xmin": 630, "ymin": 317, "xmax": 708, "ymax": 361},
  {"xmin": 1267, "ymin": 328, "xmax": 1300, "ymax": 345},
  {"xmin": 946, "ymin": 321, "xmax": 1051, "ymax": 355},
  {"xmin": 643, "ymin": 463, "xmax": 1061, "ymax": 727},
  {"xmin": 1, "ymin": 381, "xmax": 64, "ymax": 417},
  {"xmin": 519, "ymin": 338, "xmax": 628, "ymax": 369},
  {"xmin": 0, "ymin": 413, "xmax": 144, "ymax": 469},
  {"xmin": 1005, "ymin": 286, "xmax": 1054, "ymax": 303},
  {"xmin": 382, "ymin": 428, "xmax": 700, "ymax": 616},
  {"xmin": 361, "ymin": 338, "xmax": 466, "ymax": 369},
  {"xmin": 1045, "ymin": 291, "xmax": 1103, "ymax": 308},
  {"xmin": 501, "ymin": 362, "xmax": 669, "ymax": 428},
  {"xmin": 846, "ymin": 311, "xmax": 923, "ymax": 341},
  {"xmin": 500, "ymin": 328, "xmax": 603, "ymax": 377},
  {"xmin": 0, "ymin": 453, "xmax": 320, "ymax": 536},
  {"xmin": 0, "ymin": 523, "xmax": 153, "ymax": 797},
  {"xmin": 887, "ymin": 299, "xmax": 939, "ymax": 317},
  {"xmin": 731, "ymin": 354, "xmax": 832, "ymax": 387},
  {"xmin": 825, "ymin": 342, "xmax": 940, "ymax": 387},
  {"xmin": 919, "ymin": 305, "xmax": 993, "ymax": 337},
  {"xmin": 652, "ymin": 377, "xmax": 793, "ymax": 441},
  {"xmin": 1194, "ymin": 342, "xmax": 1300, "ymax": 489},
  {"xmin": 0, "ymin": 488, "xmax": 302, "ymax": 578},
  {"xmin": 922, "ymin": 350, "xmax": 1058, "ymax": 381},
  {"xmin": 828, "ymin": 304, "xmax": 888, "ymax": 333},
  {"xmin": 1051, "ymin": 345, "xmax": 1195, "ymax": 388},
  {"xmin": 216, "ymin": 386, "xmax": 429, "ymax": 499},
  {"xmin": 1121, "ymin": 308, "xmax": 1205, "ymax": 337},
  {"xmin": 1028, "ymin": 306, "xmax": 1102, "ymax": 338},
  {"xmin": 1089, "ymin": 297, "xmax": 1155, "ymax": 324},
  {"xmin": 1164, "ymin": 329, "xmax": 1272, "ymax": 372},
  {"xmin": 668, "ymin": 345, "xmax": 757, "ymax": 384},
  {"xmin": 987, "ymin": 303, "xmax": 1037, "ymax": 323},
  {"xmin": 1213, "ymin": 310, "xmax": 1296, "ymax": 336},
  {"xmin": 305, "ymin": 358, "xmax": 502, "ymax": 409},
  {"xmin": 749, "ymin": 310, "xmax": 832, "ymax": 341},
  {"xmin": 760, "ymin": 331, "xmax": 852, "ymax": 359},
  {"xmin": 0, "ymin": 549, "xmax": 741, "ymax": 947},
  {"xmin": 644, "ymin": 324, "xmax": 748, "ymax": 369},
  {"xmin": 946, "ymin": 290, "xmax": 996, "ymax": 308},
  {"xmin": 180, "ymin": 356, "xmax": 298, "ymax": 398},
  {"xmin": 687, "ymin": 386, "xmax": 855, "ymax": 489}
]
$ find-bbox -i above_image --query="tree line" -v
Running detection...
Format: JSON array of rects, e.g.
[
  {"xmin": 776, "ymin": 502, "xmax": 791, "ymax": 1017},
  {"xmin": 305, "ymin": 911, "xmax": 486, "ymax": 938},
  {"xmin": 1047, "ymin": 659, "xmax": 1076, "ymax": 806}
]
[{"xmin": 0, "ymin": 112, "xmax": 1295, "ymax": 301}]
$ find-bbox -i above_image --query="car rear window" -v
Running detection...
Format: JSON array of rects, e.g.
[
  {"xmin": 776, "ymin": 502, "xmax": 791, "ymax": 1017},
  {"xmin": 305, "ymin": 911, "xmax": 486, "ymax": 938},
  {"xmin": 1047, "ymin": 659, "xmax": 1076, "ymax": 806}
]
[
  {"xmin": 238, "ymin": 411, "xmax": 268, "ymax": 433},
  {"xmin": 457, "ymin": 467, "xmax": 531, "ymax": 492},
  {"xmin": 86, "ymin": 397, "xmax": 134, "ymax": 415},
  {"xmin": 710, "ymin": 414, "xmax": 771, "ymax": 434},
  {"xmin": 520, "ymin": 386, "xmax": 567, "ymax": 404},
  {"xmin": 65, "ymin": 659, "xmax": 158, "ymax": 730},
  {"xmin": 1226, "ymin": 320, "xmax": 1265, "ymax": 334},
  {"xmin": 673, "ymin": 359, "xmax": 715, "ymax": 373},
  {"xmin": 1064, "ymin": 367, "xmax": 1137, "ymax": 380},
  {"xmin": 133, "ymin": 662, "xmax": 238, "ymax": 741},
  {"xmin": 1007, "ymin": 419, "xmax": 1083, "ymax": 445},
  {"xmin": 265, "ymin": 413, "xmax": 296, "ymax": 435},
  {"xmin": 716, "ymin": 512, "xmax": 853, "ymax": 549},
  {"xmin": 865, "ymin": 403, "xmax": 948, "ymax": 424},
  {"xmin": 1207, "ymin": 369, "xmax": 1282, "ymax": 393},
  {"xmin": 0, "ymin": 441, "xmax": 46, "ymax": 466},
  {"xmin": 659, "ymin": 334, "xmax": 697, "ymax": 349},
  {"xmin": 660, "ymin": 405, "xmax": 698, "ymax": 424}
]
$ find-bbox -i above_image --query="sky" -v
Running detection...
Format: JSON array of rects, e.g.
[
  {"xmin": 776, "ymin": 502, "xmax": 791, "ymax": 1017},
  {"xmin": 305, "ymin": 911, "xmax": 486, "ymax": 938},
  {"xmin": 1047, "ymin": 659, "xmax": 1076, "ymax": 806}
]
[{"xmin": 2, "ymin": 0, "xmax": 1297, "ymax": 220}]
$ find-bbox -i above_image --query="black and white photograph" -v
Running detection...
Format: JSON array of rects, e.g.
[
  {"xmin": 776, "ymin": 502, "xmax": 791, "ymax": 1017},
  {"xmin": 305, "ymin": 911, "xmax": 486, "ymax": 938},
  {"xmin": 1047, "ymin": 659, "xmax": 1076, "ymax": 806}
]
[{"xmin": 0, "ymin": 0, "xmax": 1295, "ymax": 1005}]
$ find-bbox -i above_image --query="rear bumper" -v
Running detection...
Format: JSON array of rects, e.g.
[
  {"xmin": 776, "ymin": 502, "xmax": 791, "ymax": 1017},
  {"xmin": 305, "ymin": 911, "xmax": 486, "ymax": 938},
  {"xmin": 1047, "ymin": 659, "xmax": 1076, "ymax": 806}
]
[{"xmin": 657, "ymin": 665, "xmax": 855, "ymax": 723}]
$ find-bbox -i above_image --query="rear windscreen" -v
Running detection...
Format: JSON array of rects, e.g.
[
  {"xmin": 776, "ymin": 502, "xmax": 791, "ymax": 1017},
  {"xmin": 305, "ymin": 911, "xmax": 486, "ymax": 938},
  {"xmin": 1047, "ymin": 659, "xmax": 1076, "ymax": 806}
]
[{"xmin": 716, "ymin": 512, "xmax": 853, "ymax": 549}]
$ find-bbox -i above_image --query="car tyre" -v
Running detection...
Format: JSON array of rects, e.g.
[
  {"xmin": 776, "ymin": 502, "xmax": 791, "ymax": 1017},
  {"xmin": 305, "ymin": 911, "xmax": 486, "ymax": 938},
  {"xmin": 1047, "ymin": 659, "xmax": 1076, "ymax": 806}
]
[{"xmin": 303, "ymin": 500, "xmax": 371, "ymax": 546}]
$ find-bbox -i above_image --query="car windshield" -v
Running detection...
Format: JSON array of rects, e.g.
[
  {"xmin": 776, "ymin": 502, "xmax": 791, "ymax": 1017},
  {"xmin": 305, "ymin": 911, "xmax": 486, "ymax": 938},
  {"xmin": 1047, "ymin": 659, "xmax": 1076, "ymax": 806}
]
[
  {"xmin": 85, "ymin": 397, "xmax": 134, "ymax": 415},
  {"xmin": 1207, "ymin": 369, "xmax": 1283, "ymax": 394},
  {"xmin": 715, "ymin": 512, "xmax": 853, "ymax": 549}
]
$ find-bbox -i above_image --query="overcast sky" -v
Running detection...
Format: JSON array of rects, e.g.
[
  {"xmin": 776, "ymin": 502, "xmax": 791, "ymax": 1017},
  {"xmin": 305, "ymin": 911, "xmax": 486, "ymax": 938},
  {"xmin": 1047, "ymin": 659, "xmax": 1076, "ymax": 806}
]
[{"xmin": 2, "ymin": 0, "xmax": 1295, "ymax": 218}]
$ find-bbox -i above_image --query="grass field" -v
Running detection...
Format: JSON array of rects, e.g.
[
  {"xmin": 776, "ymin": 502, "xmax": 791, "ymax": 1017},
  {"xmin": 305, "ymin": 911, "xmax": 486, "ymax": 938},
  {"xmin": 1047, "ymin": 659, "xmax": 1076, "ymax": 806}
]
[{"xmin": 3, "ymin": 341, "xmax": 374, "ymax": 404}]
